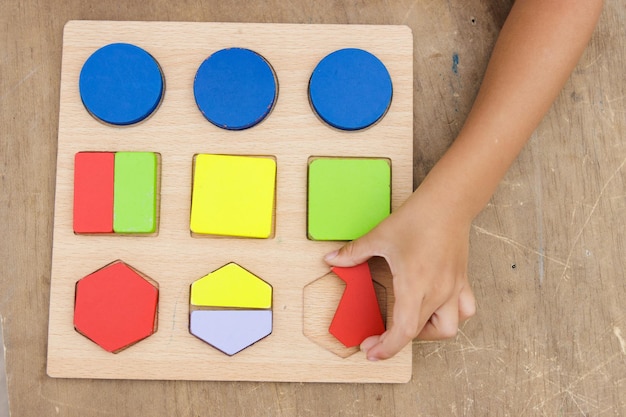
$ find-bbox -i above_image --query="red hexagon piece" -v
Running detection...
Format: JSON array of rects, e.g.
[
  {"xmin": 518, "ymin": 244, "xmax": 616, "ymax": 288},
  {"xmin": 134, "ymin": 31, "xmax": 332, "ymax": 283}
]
[{"xmin": 74, "ymin": 261, "xmax": 158, "ymax": 353}]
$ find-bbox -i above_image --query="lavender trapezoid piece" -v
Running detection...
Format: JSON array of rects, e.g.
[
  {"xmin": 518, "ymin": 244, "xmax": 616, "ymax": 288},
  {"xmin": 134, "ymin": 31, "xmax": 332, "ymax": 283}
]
[{"xmin": 190, "ymin": 310, "xmax": 272, "ymax": 355}]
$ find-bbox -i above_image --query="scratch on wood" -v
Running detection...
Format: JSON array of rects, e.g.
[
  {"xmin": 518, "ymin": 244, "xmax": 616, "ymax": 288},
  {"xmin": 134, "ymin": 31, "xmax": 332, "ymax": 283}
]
[
  {"xmin": 532, "ymin": 352, "xmax": 622, "ymax": 411},
  {"xmin": 557, "ymin": 156, "xmax": 626, "ymax": 291},
  {"xmin": 0, "ymin": 314, "xmax": 9, "ymax": 417},
  {"xmin": 533, "ymin": 143, "xmax": 546, "ymax": 286},
  {"xmin": 472, "ymin": 225, "xmax": 567, "ymax": 267},
  {"xmin": 0, "ymin": 66, "xmax": 40, "ymax": 102},
  {"xmin": 37, "ymin": 385, "xmax": 117, "ymax": 416},
  {"xmin": 401, "ymin": 0, "xmax": 419, "ymax": 23},
  {"xmin": 613, "ymin": 326, "xmax": 626, "ymax": 355},
  {"xmin": 167, "ymin": 284, "xmax": 188, "ymax": 346},
  {"xmin": 582, "ymin": 52, "xmax": 602, "ymax": 69}
]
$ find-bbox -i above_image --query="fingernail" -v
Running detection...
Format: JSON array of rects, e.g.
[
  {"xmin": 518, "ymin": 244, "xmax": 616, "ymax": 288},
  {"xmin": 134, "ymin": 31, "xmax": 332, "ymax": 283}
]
[
  {"xmin": 359, "ymin": 337, "xmax": 378, "ymax": 352},
  {"xmin": 367, "ymin": 355, "xmax": 379, "ymax": 362},
  {"xmin": 324, "ymin": 250, "xmax": 339, "ymax": 261}
]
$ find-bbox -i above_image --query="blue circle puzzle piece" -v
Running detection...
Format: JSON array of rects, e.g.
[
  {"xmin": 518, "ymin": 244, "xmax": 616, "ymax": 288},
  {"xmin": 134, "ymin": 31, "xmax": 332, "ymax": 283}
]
[
  {"xmin": 79, "ymin": 43, "xmax": 164, "ymax": 126},
  {"xmin": 193, "ymin": 48, "xmax": 278, "ymax": 130},
  {"xmin": 309, "ymin": 48, "xmax": 393, "ymax": 131}
]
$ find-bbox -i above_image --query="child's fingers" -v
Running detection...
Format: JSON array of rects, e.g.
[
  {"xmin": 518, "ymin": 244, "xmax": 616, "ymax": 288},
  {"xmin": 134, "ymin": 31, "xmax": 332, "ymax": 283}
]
[
  {"xmin": 323, "ymin": 233, "xmax": 378, "ymax": 267},
  {"xmin": 363, "ymin": 329, "xmax": 412, "ymax": 361},
  {"xmin": 362, "ymin": 290, "xmax": 423, "ymax": 360},
  {"xmin": 417, "ymin": 284, "xmax": 476, "ymax": 341},
  {"xmin": 417, "ymin": 297, "xmax": 460, "ymax": 340},
  {"xmin": 458, "ymin": 284, "xmax": 476, "ymax": 322}
]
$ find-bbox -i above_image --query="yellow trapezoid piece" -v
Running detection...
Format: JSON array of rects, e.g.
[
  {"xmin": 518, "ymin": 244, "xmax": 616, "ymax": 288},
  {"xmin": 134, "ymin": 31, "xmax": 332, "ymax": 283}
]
[{"xmin": 190, "ymin": 263, "xmax": 272, "ymax": 309}]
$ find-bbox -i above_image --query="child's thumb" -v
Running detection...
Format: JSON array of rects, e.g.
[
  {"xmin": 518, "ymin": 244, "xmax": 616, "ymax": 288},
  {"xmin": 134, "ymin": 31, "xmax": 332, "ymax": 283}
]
[{"xmin": 324, "ymin": 234, "xmax": 376, "ymax": 267}]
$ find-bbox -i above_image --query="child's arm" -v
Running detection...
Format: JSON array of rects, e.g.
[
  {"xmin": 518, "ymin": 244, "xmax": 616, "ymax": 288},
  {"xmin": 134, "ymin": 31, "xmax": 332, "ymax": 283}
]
[{"xmin": 324, "ymin": 0, "xmax": 604, "ymax": 361}]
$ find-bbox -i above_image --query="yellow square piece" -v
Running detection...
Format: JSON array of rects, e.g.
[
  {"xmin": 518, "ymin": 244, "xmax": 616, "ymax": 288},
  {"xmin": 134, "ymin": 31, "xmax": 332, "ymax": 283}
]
[{"xmin": 190, "ymin": 154, "xmax": 276, "ymax": 238}]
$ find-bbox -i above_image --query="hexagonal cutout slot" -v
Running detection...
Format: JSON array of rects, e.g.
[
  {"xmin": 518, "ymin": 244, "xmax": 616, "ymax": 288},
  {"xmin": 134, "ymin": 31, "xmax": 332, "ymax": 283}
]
[
  {"xmin": 73, "ymin": 260, "xmax": 159, "ymax": 353},
  {"xmin": 189, "ymin": 262, "xmax": 273, "ymax": 356},
  {"xmin": 303, "ymin": 259, "xmax": 388, "ymax": 358}
]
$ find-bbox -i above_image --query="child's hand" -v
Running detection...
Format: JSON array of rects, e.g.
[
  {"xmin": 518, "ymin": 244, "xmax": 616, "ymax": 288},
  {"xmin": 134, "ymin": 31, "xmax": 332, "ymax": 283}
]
[
  {"xmin": 323, "ymin": 0, "xmax": 603, "ymax": 362},
  {"xmin": 324, "ymin": 184, "xmax": 476, "ymax": 360}
]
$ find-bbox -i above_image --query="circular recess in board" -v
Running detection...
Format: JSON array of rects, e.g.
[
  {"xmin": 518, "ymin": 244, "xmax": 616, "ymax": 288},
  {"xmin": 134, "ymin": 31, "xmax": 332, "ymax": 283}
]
[
  {"xmin": 79, "ymin": 43, "xmax": 164, "ymax": 126},
  {"xmin": 309, "ymin": 48, "xmax": 392, "ymax": 131},
  {"xmin": 193, "ymin": 48, "xmax": 278, "ymax": 130}
]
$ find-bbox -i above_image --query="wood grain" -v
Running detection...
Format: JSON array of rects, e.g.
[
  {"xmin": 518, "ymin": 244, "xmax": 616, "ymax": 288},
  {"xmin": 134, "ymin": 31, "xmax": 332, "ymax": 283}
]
[{"xmin": 2, "ymin": 0, "xmax": 626, "ymax": 415}]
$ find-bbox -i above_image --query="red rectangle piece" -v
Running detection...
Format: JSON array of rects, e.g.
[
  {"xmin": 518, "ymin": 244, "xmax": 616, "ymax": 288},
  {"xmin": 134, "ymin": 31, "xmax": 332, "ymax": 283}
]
[{"xmin": 73, "ymin": 152, "xmax": 115, "ymax": 233}]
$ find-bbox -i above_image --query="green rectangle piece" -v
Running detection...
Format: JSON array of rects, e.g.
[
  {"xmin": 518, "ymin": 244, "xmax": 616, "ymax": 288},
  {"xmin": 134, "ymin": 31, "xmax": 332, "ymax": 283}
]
[{"xmin": 113, "ymin": 152, "xmax": 158, "ymax": 233}]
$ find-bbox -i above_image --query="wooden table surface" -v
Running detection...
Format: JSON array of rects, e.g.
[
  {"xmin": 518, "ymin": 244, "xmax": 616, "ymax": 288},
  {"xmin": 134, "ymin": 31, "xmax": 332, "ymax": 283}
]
[{"xmin": 1, "ymin": 0, "xmax": 625, "ymax": 415}]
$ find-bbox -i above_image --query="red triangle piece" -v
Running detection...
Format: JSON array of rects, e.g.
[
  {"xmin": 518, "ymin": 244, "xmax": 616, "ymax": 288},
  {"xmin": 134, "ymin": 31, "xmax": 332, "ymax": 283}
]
[{"xmin": 329, "ymin": 262, "xmax": 385, "ymax": 348}]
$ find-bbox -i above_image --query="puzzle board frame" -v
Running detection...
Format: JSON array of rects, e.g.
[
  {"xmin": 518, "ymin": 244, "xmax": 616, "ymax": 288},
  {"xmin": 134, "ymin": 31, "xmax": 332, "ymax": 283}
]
[{"xmin": 48, "ymin": 20, "xmax": 414, "ymax": 383}]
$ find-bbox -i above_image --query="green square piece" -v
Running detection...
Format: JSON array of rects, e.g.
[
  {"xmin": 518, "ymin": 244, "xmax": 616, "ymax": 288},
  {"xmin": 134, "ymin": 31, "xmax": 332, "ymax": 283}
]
[
  {"xmin": 308, "ymin": 158, "xmax": 391, "ymax": 241},
  {"xmin": 113, "ymin": 152, "xmax": 158, "ymax": 234}
]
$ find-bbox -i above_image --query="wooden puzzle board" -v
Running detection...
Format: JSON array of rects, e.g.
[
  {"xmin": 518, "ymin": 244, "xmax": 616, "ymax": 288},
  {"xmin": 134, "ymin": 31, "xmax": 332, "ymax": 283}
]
[{"xmin": 48, "ymin": 20, "xmax": 413, "ymax": 383}]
